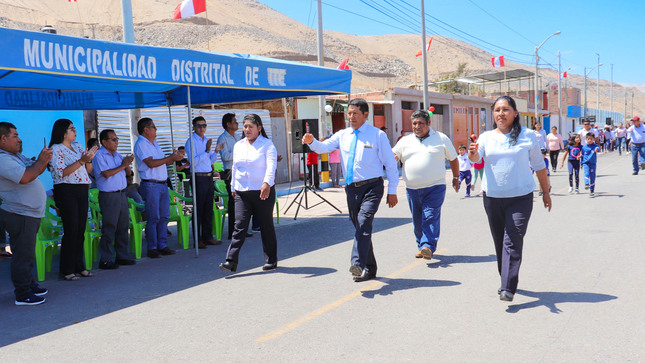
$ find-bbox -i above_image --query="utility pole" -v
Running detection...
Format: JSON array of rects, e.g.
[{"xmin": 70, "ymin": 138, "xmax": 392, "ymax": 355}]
[
  {"xmin": 316, "ymin": 0, "xmax": 326, "ymax": 136},
  {"xmin": 557, "ymin": 51, "xmax": 562, "ymax": 130},
  {"xmin": 420, "ymin": 0, "xmax": 429, "ymax": 110},
  {"xmin": 610, "ymin": 64, "xmax": 614, "ymax": 116},
  {"xmin": 596, "ymin": 53, "xmax": 600, "ymax": 117}
]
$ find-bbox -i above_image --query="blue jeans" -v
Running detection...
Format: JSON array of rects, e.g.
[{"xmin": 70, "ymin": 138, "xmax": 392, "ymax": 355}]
[
  {"xmin": 406, "ymin": 184, "xmax": 446, "ymax": 252},
  {"xmin": 140, "ymin": 181, "xmax": 169, "ymax": 250},
  {"xmin": 631, "ymin": 143, "xmax": 645, "ymax": 173},
  {"xmin": 616, "ymin": 137, "xmax": 625, "ymax": 155},
  {"xmin": 583, "ymin": 163, "xmax": 596, "ymax": 192}
]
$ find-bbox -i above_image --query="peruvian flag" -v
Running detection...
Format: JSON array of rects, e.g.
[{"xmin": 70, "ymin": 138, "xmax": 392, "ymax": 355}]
[
  {"xmin": 68, "ymin": 0, "xmax": 77, "ymax": 2},
  {"xmin": 562, "ymin": 71, "xmax": 567, "ymax": 78},
  {"xmin": 415, "ymin": 38, "xmax": 433, "ymax": 57},
  {"xmin": 491, "ymin": 56, "xmax": 505, "ymax": 68},
  {"xmin": 337, "ymin": 58, "xmax": 350, "ymax": 70},
  {"xmin": 172, "ymin": 0, "xmax": 206, "ymax": 20}
]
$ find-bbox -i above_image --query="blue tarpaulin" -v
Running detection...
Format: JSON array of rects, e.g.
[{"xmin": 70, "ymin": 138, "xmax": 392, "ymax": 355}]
[{"xmin": 0, "ymin": 27, "xmax": 351, "ymax": 110}]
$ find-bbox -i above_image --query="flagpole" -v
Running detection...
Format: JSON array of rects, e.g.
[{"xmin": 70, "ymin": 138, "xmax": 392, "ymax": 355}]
[
  {"xmin": 420, "ymin": 0, "xmax": 429, "ymax": 110},
  {"xmin": 205, "ymin": 2, "xmax": 210, "ymax": 51},
  {"xmin": 558, "ymin": 51, "xmax": 562, "ymax": 130}
]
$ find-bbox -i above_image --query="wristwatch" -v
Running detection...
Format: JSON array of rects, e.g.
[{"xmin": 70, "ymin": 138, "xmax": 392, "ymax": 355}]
[{"xmin": 452, "ymin": 177, "xmax": 459, "ymax": 180}]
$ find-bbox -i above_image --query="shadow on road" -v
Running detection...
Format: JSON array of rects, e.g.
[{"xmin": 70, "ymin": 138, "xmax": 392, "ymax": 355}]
[
  {"xmin": 225, "ymin": 266, "xmax": 337, "ymax": 279},
  {"xmin": 506, "ymin": 289, "xmax": 618, "ymax": 314},
  {"xmin": 0, "ymin": 215, "xmax": 411, "ymax": 347},
  {"xmin": 426, "ymin": 254, "xmax": 497, "ymax": 269},
  {"xmin": 360, "ymin": 278, "xmax": 460, "ymax": 298}
]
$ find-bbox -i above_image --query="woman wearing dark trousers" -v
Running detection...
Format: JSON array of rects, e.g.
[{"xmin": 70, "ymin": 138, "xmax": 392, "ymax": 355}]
[
  {"xmin": 219, "ymin": 114, "xmax": 278, "ymax": 272},
  {"xmin": 468, "ymin": 96, "xmax": 551, "ymax": 302},
  {"xmin": 49, "ymin": 119, "xmax": 98, "ymax": 281}
]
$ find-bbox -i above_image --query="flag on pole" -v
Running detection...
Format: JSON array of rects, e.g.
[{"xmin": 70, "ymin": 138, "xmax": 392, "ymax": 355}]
[
  {"xmin": 415, "ymin": 38, "xmax": 433, "ymax": 57},
  {"xmin": 562, "ymin": 71, "xmax": 567, "ymax": 78},
  {"xmin": 172, "ymin": 0, "xmax": 206, "ymax": 20},
  {"xmin": 337, "ymin": 58, "xmax": 350, "ymax": 70},
  {"xmin": 491, "ymin": 56, "xmax": 505, "ymax": 68},
  {"xmin": 68, "ymin": 0, "xmax": 77, "ymax": 2}
]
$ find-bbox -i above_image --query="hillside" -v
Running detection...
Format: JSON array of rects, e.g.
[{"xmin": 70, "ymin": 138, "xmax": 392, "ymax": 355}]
[{"xmin": 1, "ymin": 0, "xmax": 643, "ymax": 117}]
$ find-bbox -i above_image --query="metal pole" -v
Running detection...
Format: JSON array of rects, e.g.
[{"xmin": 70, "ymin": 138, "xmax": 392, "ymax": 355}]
[
  {"xmin": 558, "ymin": 51, "xmax": 562, "ymax": 129},
  {"xmin": 535, "ymin": 45, "xmax": 539, "ymax": 125},
  {"xmin": 316, "ymin": 0, "xmax": 326, "ymax": 135},
  {"xmin": 596, "ymin": 53, "xmax": 600, "ymax": 114},
  {"xmin": 420, "ymin": 0, "xmax": 429, "ymax": 110},
  {"xmin": 610, "ymin": 64, "xmax": 614, "ymax": 114},
  {"xmin": 186, "ymin": 86, "xmax": 199, "ymax": 257},
  {"xmin": 583, "ymin": 67, "xmax": 587, "ymax": 120},
  {"xmin": 121, "ymin": 0, "xmax": 139, "ymax": 181}
]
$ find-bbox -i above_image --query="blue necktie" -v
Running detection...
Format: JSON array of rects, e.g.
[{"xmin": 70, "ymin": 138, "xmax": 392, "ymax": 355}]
[{"xmin": 346, "ymin": 129, "xmax": 359, "ymax": 185}]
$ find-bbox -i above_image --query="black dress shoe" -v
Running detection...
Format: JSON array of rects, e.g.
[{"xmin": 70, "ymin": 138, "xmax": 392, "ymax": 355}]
[
  {"xmin": 159, "ymin": 247, "xmax": 176, "ymax": 255},
  {"xmin": 147, "ymin": 249, "xmax": 161, "ymax": 258},
  {"xmin": 353, "ymin": 269, "xmax": 376, "ymax": 282},
  {"xmin": 219, "ymin": 260, "xmax": 237, "ymax": 272},
  {"xmin": 262, "ymin": 262, "xmax": 277, "ymax": 271},
  {"xmin": 246, "ymin": 232, "xmax": 254, "ymax": 237},
  {"xmin": 116, "ymin": 258, "xmax": 136, "ymax": 266},
  {"xmin": 99, "ymin": 261, "xmax": 119, "ymax": 270}
]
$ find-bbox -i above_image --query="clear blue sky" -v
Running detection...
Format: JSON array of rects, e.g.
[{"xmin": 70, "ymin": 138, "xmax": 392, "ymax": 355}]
[{"xmin": 257, "ymin": 0, "xmax": 644, "ymax": 85}]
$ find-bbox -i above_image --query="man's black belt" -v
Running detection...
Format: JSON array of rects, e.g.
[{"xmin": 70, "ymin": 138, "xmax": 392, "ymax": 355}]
[
  {"xmin": 141, "ymin": 179, "xmax": 166, "ymax": 184},
  {"xmin": 194, "ymin": 172, "xmax": 215, "ymax": 177},
  {"xmin": 349, "ymin": 177, "xmax": 382, "ymax": 188},
  {"xmin": 632, "ymin": 142, "xmax": 645, "ymax": 145},
  {"xmin": 100, "ymin": 188, "xmax": 126, "ymax": 193}
]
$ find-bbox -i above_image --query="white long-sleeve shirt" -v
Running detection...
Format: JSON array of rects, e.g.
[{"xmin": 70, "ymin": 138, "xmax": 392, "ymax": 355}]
[{"xmin": 231, "ymin": 135, "xmax": 277, "ymax": 192}]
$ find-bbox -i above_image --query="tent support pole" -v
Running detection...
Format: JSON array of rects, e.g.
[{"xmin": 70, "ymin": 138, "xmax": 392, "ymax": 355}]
[
  {"xmin": 186, "ymin": 86, "xmax": 199, "ymax": 257},
  {"xmin": 166, "ymin": 99, "xmax": 178, "ymax": 190}
]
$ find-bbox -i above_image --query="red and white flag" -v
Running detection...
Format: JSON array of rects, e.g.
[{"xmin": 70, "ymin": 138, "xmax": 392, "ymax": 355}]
[
  {"xmin": 337, "ymin": 58, "xmax": 350, "ymax": 70},
  {"xmin": 562, "ymin": 71, "xmax": 567, "ymax": 78},
  {"xmin": 491, "ymin": 56, "xmax": 505, "ymax": 68},
  {"xmin": 172, "ymin": 0, "xmax": 206, "ymax": 20},
  {"xmin": 68, "ymin": 0, "xmax": 77, "ymax": 2},
  {"xmin": 415, "ymin": 38, "xmax": 433, "ymax": 57}
]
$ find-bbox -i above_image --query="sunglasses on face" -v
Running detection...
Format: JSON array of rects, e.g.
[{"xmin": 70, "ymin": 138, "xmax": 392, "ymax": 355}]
[{"xmin": 195, "ymin": 124, "xmax": 207, "ymax": 128}]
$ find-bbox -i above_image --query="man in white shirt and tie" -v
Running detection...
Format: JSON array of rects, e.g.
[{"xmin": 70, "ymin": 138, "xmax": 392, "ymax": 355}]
[
  {"xmin": 302, "ymin": 98, "xmax": 399, "ymax": 282},
  {"xmin": 185, "ymin": 116, "xmax": 222, "ymax": 249}
]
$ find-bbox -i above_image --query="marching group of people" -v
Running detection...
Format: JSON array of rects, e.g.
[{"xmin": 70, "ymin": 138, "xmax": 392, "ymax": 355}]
[{"xmin": 1, "ymin": 95, "xmax": 641, "ymax": 306}]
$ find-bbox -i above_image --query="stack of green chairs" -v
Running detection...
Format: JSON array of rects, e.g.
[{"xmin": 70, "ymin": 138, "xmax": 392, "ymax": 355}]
[
  {"xmin": 35, "ymin": 202, "xmax": 63, "ymax": 281},
  {"xmin": 169, "ymin": 190, "xmax": 192, "ymax": 249},
  {"xmin": 84, "ymin": 201, "xmax": 102, "ymax": 270},
  {"xmin": 212, "ymin": 180, "xmax": 228, "ymax": 240},
  {"xmin": 213, "ymin": 161, "xmax": 224, "ymax": 172},
  {"xmin": 128, "ymin": 198, "xmax": 145, "ymax": 259}
]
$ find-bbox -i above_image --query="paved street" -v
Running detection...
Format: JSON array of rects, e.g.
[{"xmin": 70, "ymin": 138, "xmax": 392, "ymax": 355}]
[{"xmin": 1, "ymin": 150, "xmax": 644, "ymax": 362}]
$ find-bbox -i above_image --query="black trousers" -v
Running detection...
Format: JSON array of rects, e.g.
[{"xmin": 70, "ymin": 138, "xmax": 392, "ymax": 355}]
[
  {"xmin": 482, "ymin": 192, "xmax": 533, "ymax": 294},
  {"xmin": 225, "ymin": 186, "xmax": 277, "ymax": 264},
  {"xmin": 345, "ymin": 178, "xmax": 384, "ymax": 274},
  {"xmin": 220, "ymin": 169, "xmax": 235, "ymax": 239},
  {"xmin": 307, "ymin": 164, "xmax": 320, "ymax": 188},
  {"xmin": 195, "ymin": 175, "xmax": 214, "ymax": 241},
  {"xmin": 0, "ymin": 209, "xmax": 40, "ymax": 300},
  {"xmin": 549, "ymin": 150, "xmax": 560, "ymax": 170},
  {"xmin": 98, "ymin": 190, "xmax": 130, "ymax": 263},
  {"xmin": 54, "ymin": 183, "xmax": 89, "ymax": 275}
]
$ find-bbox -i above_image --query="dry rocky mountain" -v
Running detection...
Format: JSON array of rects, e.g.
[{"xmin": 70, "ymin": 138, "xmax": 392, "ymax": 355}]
[{"xmin": 1, "ymin": 0, "xmax": 643, "ymax": 117}]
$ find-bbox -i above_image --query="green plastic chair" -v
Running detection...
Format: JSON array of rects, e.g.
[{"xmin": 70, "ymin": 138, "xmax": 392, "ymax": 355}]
[
  {"xmin": 169, "ymin": 190, "xmax": 192, "ymax": 249},
  {"xmin": 84, "ymin": 202, "xmax": 102, "ymax": 270},
  {"xmin": 213, "ymin": 161, "xmax": 224, "ymax": 172},
  {"xmin": 88, "ymin": 188, "xmax": 99, "ymax": 206},
  {"xmin": 35, "ymin": 215, "xmax": 62, "ymax": 281},
  {"xmin": 212, "ymin": 180, "xmax": 228, "ymax": 240},
  {"xmin": 128, "ymin": 198, "xmax": 145, "ymax": 259}
]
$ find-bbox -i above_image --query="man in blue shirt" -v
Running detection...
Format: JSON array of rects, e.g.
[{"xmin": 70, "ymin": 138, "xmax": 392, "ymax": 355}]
[
  {"xmin": 216, "ymin": 113, "xmax": 240, "ymax": 239},
  {"xmin": 185, "ymin": 116, "xmax": 222, "ymax": 249},
  {"xmin": 303, "ymin": 98, "xmax": 399, "ymax": 282},
  {"xmin": 93, "ymin": 129, "xmax": 136, "ymax": 269},
  {"xmin": 134, "ymin": 118, "xmax": 184, "ymax": 258},
  {"xmin": 0, "ymin": 122, "xmax": 52, "ymax": 305},
  {"xmin": 627, "ymin": 116, "xmax": 645, "ymax": 175}
]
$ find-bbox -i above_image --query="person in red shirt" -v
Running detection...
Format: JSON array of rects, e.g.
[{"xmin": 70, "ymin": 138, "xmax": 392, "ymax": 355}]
[{"xmin": 306, "ymin": 152, "xmax": 321, "ymax": 190}]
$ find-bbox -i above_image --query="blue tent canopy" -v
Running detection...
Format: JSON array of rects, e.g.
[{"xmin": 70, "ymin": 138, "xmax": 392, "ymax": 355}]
[{"xmin": 0, "ymin": 27, "xmax": 351, "ymax": 110}]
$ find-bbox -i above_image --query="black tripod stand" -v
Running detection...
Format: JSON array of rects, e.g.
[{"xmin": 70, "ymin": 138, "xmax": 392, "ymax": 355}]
[{"xmin": 284, "ymin": 154, "xmax": 342, "ymax": 220}]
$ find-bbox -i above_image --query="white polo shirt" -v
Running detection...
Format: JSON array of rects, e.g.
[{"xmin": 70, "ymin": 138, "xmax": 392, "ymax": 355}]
[{"xmin": 392, "ymin": 128, "xmax": 458, "ymax": 189}]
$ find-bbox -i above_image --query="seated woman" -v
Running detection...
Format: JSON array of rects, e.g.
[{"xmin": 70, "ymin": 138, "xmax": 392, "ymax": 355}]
[{"xmin": 219, "ymin": 114, "xmax": 278, "ymax": 272}]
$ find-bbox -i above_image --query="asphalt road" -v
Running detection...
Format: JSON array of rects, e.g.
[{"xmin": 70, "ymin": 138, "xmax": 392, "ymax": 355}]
[{"xmin": 1, "ymin": 150, "xmax": 643, "ymax": 362}]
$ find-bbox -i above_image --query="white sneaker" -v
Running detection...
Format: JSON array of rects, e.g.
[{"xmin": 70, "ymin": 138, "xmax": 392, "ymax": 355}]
[
  {"xmin": 568, "ymin": 187, "xmax": 573, "ymax": 193},
  {"xmin": 575, "ymin": 188, "xmax": 580, "ymax": 194}
]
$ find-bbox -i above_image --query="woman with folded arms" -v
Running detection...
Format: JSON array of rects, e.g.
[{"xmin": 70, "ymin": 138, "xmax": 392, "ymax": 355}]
[
  {"xmin": 48, "ymin": 119, "xmax": 97, "ymax": 281},
  {"xmin": 219, "ymin": 114, "xmax": 278, "ymax": 273}
]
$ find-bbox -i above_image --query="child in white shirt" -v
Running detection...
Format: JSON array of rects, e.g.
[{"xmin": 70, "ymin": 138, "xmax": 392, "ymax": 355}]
[{"xmin": 457, "ymin": 144, "xmax": 472, "ymax": 197}]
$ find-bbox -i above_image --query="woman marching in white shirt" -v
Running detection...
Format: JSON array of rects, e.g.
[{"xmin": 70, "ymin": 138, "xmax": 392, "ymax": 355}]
[{"xmin": 219, "ymin": 114, "xmax": 278, "ymax": 273}]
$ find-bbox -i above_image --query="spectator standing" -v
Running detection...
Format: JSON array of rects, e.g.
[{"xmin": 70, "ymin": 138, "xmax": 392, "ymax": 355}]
[
  {"xmin": 457, "ymin": 145, "xmax": 473, "ymax": 197},
  {"xmin": 392, "ymin": 110, "xmax": 458, "ymax": 260},
  {"xmin": 615, "ymin": 122, "xmax": 627, "ymax": 155},
  {"xmin": 329, "ymin": 147, "xmax": 342, "ymax": 187},
  {"xmin": 468, "ymin": 96, "xmax": 551, "ymax": 302},
  {"xmin": 302, "ymin": 98, "xmax": 399, "ymax": 282},
  {"xmin": 92, "ymin": 129, "xmax": 136, "ymax": 269},
  {"xmin": 533, "ymin": 122, "xmax": 548, "ymax": 150},
  {"xmin": 48, "ymin": 119, "xmax": 97, "ymax": 281},
  {"xmin": 185, "ymin": 116, "xmax": 222, "ymax": 249},
  {"xmin": 0, "ymin": 122, "xmax": 52, "ymax": 305},
  {"xmin": 133, "ymin": 117, "xmax": 184, "ymax": 258},
  {"xmin": 547, "ymin": 126, "xmax": 564, "ymax": 173},
  {"xmin": 219, "ymin": 114, "xmax": 278, "ymax": 272},
  {"xmin": 627, "ymin": 116, "xmax": 645, "ymax": 175},
  {"xmin": 216, "ymin": 113, "xmax": 241, "ymax": 240}
]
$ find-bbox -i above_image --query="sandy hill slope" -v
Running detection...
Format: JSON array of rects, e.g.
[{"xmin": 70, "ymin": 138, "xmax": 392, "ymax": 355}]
[{"xmin": 1, "ymin": 0, "xmax": 642, "ymax": 116}]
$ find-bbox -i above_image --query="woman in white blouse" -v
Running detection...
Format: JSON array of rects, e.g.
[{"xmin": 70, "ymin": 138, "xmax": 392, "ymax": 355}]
[
  {"xmin": 48, "ymin": 119, "xmax": 97, "ymax": 281},
  {"xmin": 219, "ymin": 114, "xmax": 278, "ymax": 273},
  {"xmin": 468, "ymin": 96, "xmax": 551, "ymax": 302}
]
